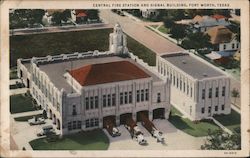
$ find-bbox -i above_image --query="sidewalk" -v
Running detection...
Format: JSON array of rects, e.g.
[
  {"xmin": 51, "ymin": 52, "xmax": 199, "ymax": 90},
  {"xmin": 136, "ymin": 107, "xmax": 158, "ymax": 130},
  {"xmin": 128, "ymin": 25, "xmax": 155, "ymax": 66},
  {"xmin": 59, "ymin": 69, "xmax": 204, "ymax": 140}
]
[
  {"xmin": 12, "ymin": 110, "xmax": 43, "ymax": 118},
  {"xmin": 10, "ymin": 88, "xmax": 28, "ymax": 96},
  {"xmin": 210, "ymin": 117, "xmax": 233, "ymax": 135},
  {"xmin": 10, "ymin": 79, "xmax": 21, "ymax": 85}
]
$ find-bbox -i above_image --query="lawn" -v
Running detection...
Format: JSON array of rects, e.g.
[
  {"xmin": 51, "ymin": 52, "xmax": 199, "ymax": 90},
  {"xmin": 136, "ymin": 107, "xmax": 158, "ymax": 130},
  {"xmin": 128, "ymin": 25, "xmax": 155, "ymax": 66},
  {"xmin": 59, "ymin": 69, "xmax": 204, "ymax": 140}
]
[
  {"xmin": 158, "ymin": 25, "xmax": 170, "ymax": 34},
  {"xmin": 150, "ymin": 25, "xmax": 159, "ymax": 29},
  {"xmin": 14, "ymin": 114, "xmax": 43, "ymax": 122},
  {"xmin": 213, "ymin": 109, "xmax": 241, "ymax": 133},
  {"xmin": 10, "ymin": 67, "xmax": 18, "ymax": 79},
  {"xmin": 10, "ymin": 94, "xmax": 37, "ymax": 114},
  {"xmin": 10, "ymin": 28, "xmax": 156, "ymax": 67},
  {"xmin": 169, "ymin": 107, "xmax": 220, "ymax": 137},
  {"xmin": 29, "ymin": 129, "xmax": 109, "ymax": 150}
]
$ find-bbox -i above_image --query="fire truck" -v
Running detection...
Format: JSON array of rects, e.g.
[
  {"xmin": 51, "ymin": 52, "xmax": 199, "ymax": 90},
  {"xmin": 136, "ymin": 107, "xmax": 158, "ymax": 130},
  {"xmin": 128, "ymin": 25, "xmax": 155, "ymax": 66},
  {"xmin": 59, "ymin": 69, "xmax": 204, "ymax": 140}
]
[
  {"xmin": 124, "ymin": 117, "xmax": 147, "ymax": 145},
  {"xmin": 140, "ymin": 113, "xmax": 164, "ymax": 143}
]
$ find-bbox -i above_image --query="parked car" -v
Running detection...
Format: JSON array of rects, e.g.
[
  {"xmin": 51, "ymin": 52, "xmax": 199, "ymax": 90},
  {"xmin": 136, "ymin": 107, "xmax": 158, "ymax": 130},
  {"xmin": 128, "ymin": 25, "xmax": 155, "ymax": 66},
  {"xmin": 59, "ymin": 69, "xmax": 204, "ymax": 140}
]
[
  {"xmin": 37, "ymin": 125, "xmax": 55, "ymax": 137},
  {"xmin": 28, "ymin": 116, "xmax": 45, "ymax": 125}
]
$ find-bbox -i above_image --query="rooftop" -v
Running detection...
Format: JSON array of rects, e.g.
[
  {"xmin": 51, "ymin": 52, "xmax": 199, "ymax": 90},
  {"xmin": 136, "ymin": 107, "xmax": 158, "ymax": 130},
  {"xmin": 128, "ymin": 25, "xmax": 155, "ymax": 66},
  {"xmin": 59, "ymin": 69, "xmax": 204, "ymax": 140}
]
[
  {"xmin": 69, "ymin": 61, "xmax": 151, "ymax": 86},
  {"xmin": 205, "ymin": 25, "xmax": 234, "ymax": 44},
  {"xmin": 35, "ymin": 56, "xmax": 161, "ymax": 93},
  {"xmin": 161, "ymin": 53, "xmax": 225, "ymax": 79}
]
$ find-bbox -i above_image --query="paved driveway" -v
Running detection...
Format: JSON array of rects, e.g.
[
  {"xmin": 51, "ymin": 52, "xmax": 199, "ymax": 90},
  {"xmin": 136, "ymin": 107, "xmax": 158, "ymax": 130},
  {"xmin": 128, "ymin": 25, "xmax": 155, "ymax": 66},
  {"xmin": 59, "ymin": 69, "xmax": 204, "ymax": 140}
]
[
  {"xmin": 105, "ymin": 119, "xmax": 205, "ymax": 150},
  {"xmin": 100, "ymin": 10, "xmax": 184, "ymax": 54}
]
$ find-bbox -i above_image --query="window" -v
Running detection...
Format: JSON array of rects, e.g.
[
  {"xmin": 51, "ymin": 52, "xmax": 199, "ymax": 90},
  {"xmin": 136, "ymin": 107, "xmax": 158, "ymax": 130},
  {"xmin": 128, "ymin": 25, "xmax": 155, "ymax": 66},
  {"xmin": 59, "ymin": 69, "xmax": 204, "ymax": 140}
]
[
  {"xmin": 170, "ymin": 74, "xmax": 173, "ymax": 84},
  {"xmin": 77, "ymin": 121, "xmax": 81, "ymax": 129},
  {"xmin": 72, "ymin": 105, "xmax": 77, "ymax": 115},
  {"xmin": 141, "ymin": 90, "xmax": 144, "ymax": 102},
  {"xmin": 103, "ymin": 95, "xmax": 106, "ymax": 107},
  {"xmin": 223, "ymin": 44, "xmax": 226, "ymax": 50},
  {"xmin": 201, "ymin": 107, "xmax": 205, "ymax": 114},
  {"xmin": 68, "ymin": 122, "xmax": 72, "ymax": 131},
  {"xmin": 136, "ymin": 90, "xmax": 140, "ymax": 102},
  {"xmin": 145, "ymin": 89, "xmax": 149, "ymax": 101},
  {"xmin": 73, "ymin": 121, "xmax": 77, "ymax": 129},
  {"xmin": 221, "ymin": 104, "xmax": 225, "ymax": 110},
  {"xmin": 236, "ymin": 43, "xmax": 239, "ymax": 48},
  {"xmin": 112, "ymin": 94, "xmax": 116, "ymax": 106},
  {"xmin": 187, "ymin": 85, "xmax": 189, "ymax": 95},
  {"xmin": 202, "ymin": 89, "xmax": 205, "ymax": 99},
  {"xmin": 222, "ymin": 86, "xmax": 225, "ymax": 96},
  {"xmin": 180, "ymin": 80, "xmax": 182, "ymax": 90},
  {"xmin": 183, "ymin": 82, "xmax": 185, "ymax": 92},
  {"xmin": 157, "ymin": 93, "xmax": 161, "ymax": 103},
  {"xmin": 191, "ymin": 87, "xmax": 193, "ymax": 97},
  {"xmin": 124, "ymin": 92, "xmax": 128, "ymax": 104},
  {"xmin": 209, "ymin": 88, "xmax": 212, "ymax": 98},
  {"xmin": 173, "ymin": 76, "xmax": 176, "ymax": 85},
  {"xmin": 129, "ymin": 91, "xmax": 132, "ymax": 103},
  {"xmin": 90, "ymin": 97, "xmax": 94, "ymax": 109},
  {"xmin": 95, "ymin": 96, "xmax": 98, "ymax": 109},
  {"xmin": 85, "ymin": 98, "xmax": 89, "ymax": 110},
  {"xmin": 215, "ymin": 106, "xmax": 218, "ymax": 112},
  {"xmin": 108, "ymin": 94, "xmax": 111, "ymax": 107},
  {"xmin": 215, "ymin": 87, "xmax": 219, "ymax": 97},
  {"xmin": 85, "ymin": 118, "xmax": 99, "ymax": 128},
  {"xmin": 120, "ymin": 93, "xmax": 123, "ymax": 105},
  {"xmin": 232, "ymin": 43, "xmax": 235, "ymax": 49},
  {"xmin": 177, "ymin": 78, "xmax": 179, "ymax": 88}
]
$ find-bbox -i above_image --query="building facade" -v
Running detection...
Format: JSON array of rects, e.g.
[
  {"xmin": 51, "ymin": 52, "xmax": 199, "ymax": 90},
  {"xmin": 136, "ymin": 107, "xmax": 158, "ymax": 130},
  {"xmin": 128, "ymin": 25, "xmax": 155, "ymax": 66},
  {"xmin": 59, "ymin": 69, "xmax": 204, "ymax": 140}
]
[
  {"xmin": 17, "ymin": 24, "xmax": 170, "ymax": 135},
  {"xmin": 156, "ymin": 52, "xmax": 231, "ymax": 121}
]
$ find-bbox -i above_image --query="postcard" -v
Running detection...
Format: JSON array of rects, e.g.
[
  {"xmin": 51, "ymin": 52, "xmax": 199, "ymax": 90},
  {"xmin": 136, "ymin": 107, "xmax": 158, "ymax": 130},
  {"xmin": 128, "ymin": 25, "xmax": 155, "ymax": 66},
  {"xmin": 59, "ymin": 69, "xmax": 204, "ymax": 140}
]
[{"xmin": 0, "ymin": 0, "xmax": 249, "ymax": 157}]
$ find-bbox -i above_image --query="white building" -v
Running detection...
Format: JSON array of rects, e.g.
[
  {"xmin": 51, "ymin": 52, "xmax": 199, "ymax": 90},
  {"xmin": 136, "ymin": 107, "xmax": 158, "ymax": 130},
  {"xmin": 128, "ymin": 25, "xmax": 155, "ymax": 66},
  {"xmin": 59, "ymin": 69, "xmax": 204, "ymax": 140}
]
[
  {"xmin": 140, "ymin": 9, "xmax": 159, "ymax": 19},
  {"xmin": 192, "ymin": 15, "xmax": 230, "ymax": 32},
  {"xmin": 205, "ymin": 25, "xmax": 240, "ymax": 57},
  {"xmin": 17, "ymin": 24, "xmax": 171, "ymax": 135},
  {"xmin": 156, "ymin": 52, "xmax": 231, "ymax": 121}
]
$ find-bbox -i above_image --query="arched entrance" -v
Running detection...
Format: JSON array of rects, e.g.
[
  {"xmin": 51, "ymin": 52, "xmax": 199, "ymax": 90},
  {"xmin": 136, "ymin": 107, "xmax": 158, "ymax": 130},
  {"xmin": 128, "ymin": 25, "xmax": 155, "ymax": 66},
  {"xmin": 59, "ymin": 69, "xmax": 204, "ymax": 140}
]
[
  {"xmin": 103, "ymin": 115, "xmax": 116, "ymax": 128},
  {"xmin": 136, "ymin": 110, "xmax": 149, "ymax": 122},
  {"xmin": 120, "ymin": 113, "xmax": 132, "ymax": 125},
  {"xmin": 153, "ymin": 108, "xmax": 165, "ymax": 119}
]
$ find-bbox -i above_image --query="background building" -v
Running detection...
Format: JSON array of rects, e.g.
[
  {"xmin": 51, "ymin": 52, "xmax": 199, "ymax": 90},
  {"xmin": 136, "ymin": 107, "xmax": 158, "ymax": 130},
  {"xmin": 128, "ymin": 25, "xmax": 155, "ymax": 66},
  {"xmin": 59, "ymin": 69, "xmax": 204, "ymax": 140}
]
[{"xmin": 156, "ymin": 52, "xmax": 231, "ymax": 121}]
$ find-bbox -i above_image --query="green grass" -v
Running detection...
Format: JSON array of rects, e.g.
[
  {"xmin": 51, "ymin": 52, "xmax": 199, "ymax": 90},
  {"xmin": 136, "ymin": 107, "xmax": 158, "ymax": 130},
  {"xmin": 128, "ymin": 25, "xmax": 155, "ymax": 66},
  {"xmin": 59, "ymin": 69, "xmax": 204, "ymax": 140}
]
[
  {"xmin": 10, "ymin": 68, "xmax": 18, "ymax": 79},
  {"xmin": 14, "ymin": 114, "xmax": 43, "ymax": 122},
  {"xmin": 29, "ymin": 129, "xmax": 109, "ymax": 150},
  {"xmin": 158, "ymin": 25, "xmax": 170, "ymax": 34},
  {"xmin": 10, "ymin": 28, "xmax": 156, "ymax": 67},
  {"xmin": 169, "ymin": 108, "xmax": 220, "ymax": 137},
  {"xmin": 213, "ymin": 110, "xmax": 241, "ymax": 133},
  {"xmin": 170, "ymin": 106, "xmax": 183, "ymax": 116},
  {"xmin": 10, "ymin": 94, "xmax": 37, "ymax": 114},
  {"xmin": 127, "ymin": 35, "xmax": 156, "ymax": 66},
  {"xmin": 150, "ymin": 25, "xmax": 159, "ymax": 29}
]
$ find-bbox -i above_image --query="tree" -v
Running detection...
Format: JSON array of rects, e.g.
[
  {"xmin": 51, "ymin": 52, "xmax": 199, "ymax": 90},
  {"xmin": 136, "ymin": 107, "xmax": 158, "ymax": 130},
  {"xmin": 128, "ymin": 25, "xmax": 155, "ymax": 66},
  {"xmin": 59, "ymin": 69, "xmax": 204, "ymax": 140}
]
[
  {"xmin": 163, "ymin": 16, "xmax": 175, "ymax": 28},
  {"xmin": 165, "ymin": 9, "xmax": 185, "ymax": 21},
  {"xmin": 61, "ymin": 9, "xmax": 71, "ymax": 22},
  {"xmin": 181, "ymin": 32, "xmax": 212, "ymax": 53},
  {"xmin": 51, "ymin": 12, "xmax": 63, "ymax": 25},
  {"xmin": 86, "ymin": 9, "xmax": 100, "ymax": 20},
  {"xmin": 201, "ymin": 129, "xmax": 241, "ymax": 150},
  {"xmin": 169, "ymin": 24, "xmax": 187, "ymax": 44},
  {"xmin": 231, "ymin": 88, "xmax": 240, "ymax": 104}
]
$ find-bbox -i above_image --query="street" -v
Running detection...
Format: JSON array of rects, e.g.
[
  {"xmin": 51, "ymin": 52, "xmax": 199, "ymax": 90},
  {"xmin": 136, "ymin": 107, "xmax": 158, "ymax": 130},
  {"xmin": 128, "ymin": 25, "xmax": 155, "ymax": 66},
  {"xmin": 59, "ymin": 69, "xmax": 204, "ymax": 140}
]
[{"xmin": 99, "ymin": 10, "xmax": 184, "ymax": 54}]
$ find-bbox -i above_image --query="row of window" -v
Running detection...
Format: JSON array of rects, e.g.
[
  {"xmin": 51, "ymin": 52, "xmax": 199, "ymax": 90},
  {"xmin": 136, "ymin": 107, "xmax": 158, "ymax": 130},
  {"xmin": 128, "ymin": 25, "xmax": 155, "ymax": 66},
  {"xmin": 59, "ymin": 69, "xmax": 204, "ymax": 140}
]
[
  {"xmin": 201, "ymin": 104, "xmax": 225, "ymax": 114},
  {"xmin": 223, "ymin": 43, "xmax": 239, "ymax": 50},
  {"xmin": 86, "ymin": 118, "xmax": 99, "ymax": 128},
  {"xmin": 136, "ymin": 89, "xmax": 149, "ymax": 102},
  {"xmin": 68, "ymin": 121, "xmax": 82, "ymax": 131},
  {"xmin": 120, "ymin": 91, "xmax": 133, "ymax": 105},
  {"xmin": 158, "ymin": 65, "xmax": 193, "ymax": 98},
  {"xmin": 85, "ymin": 96, "xmax": 99, "ymax": 110},
  {"xmin": 202, "ymin": 86, "xmax": 225, "ymax": 99},
  {"xmin": 103, "ymin": 93, "xmax": 116, "ymax": 107}
]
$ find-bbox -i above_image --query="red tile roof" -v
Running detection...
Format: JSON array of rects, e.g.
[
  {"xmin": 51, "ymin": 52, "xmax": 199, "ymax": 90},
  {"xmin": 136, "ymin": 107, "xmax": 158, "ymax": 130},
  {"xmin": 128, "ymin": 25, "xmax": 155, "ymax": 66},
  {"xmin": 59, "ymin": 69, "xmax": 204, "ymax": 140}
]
[
  {"xmin": 69, "ymin": 61, "xmax": 151, "ymax": 86},
  {"xmin": 212, "ymin": 14, "xmax": 226, "ymax": 20},
  {"xmin": 75, "ymin": 10, "xmax": 87, "ymax": 17}
]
